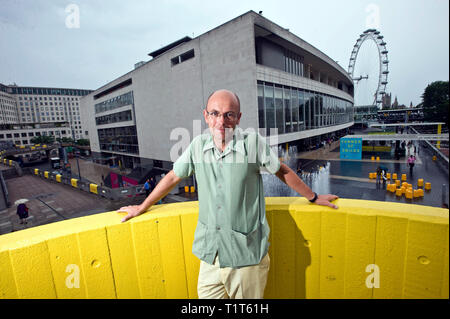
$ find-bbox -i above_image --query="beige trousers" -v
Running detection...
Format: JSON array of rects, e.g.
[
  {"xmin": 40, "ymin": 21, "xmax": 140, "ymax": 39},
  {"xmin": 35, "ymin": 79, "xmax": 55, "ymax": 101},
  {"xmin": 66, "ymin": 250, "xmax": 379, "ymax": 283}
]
[{"xmin": 197, "ymin": 253, "xmax": 270, "ymax": 299}]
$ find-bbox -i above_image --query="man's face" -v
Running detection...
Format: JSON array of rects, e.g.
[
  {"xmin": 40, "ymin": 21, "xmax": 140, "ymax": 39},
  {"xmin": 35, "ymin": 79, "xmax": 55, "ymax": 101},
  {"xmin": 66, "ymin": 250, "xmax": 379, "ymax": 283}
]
[{"xmin": 203, "ymin": 91, "xmax": 242, "ymax": 142}]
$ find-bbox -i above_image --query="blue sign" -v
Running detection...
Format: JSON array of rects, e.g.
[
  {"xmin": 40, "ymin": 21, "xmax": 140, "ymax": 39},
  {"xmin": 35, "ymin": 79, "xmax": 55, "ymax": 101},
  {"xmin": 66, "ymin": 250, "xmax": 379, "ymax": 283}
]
[{"xmin": 340, "ymin": 138, "xmax": 362, "ymax": 160}]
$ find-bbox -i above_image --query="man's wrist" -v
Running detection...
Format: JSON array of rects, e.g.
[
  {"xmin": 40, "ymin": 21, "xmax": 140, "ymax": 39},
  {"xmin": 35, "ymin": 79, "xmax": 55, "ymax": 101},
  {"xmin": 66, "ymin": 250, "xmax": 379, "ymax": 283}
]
[{"xmin": 308, "ymin": 192, "xmax": 318, "ymax": 203}]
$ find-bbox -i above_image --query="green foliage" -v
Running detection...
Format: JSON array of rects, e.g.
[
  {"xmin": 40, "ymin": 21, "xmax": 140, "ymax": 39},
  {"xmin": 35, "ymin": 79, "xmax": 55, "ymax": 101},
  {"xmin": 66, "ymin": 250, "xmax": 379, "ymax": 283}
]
[
  {"xmin": 75, "ymin": 138, "xmax": 90, "ymax": 146},
  {"xmin": 30, "ymin": 135, "xmax": 55, "ymax": 144},
  {"xmin": 421, "ymin": 81, "xmax": 449, "ymax": 125}
]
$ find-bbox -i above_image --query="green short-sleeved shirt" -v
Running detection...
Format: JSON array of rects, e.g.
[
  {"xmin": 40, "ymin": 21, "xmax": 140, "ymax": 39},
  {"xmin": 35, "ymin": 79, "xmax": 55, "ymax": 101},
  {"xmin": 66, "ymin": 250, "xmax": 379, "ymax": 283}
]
[{"xmin": 173, "ymin": 127, "xmax": 280, "ymax": 268}]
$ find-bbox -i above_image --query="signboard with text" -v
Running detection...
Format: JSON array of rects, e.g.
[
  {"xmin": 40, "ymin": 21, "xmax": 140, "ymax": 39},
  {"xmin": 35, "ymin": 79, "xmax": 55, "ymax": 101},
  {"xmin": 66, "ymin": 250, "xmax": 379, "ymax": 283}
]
[{"xmin": 340, "ymin": 138, "xmax": 362, "ymax": 160}]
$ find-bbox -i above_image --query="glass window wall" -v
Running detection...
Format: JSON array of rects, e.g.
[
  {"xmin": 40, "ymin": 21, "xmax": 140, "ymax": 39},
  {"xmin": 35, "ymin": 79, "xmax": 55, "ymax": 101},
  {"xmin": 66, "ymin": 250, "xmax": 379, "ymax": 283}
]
[{"xmin": 256, "ymin": 81, "xmax": 353, "ymax": 135}]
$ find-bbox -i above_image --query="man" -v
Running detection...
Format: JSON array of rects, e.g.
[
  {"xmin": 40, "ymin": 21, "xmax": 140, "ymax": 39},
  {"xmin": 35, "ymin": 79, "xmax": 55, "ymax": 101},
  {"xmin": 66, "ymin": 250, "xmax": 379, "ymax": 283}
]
[
  {"xmin": 142, "ymin": 179, "xmax": 151, "ymax": 197},
  {"xmin": 118, "ymin": 89, "xmax": 338, "ymax": 299}
]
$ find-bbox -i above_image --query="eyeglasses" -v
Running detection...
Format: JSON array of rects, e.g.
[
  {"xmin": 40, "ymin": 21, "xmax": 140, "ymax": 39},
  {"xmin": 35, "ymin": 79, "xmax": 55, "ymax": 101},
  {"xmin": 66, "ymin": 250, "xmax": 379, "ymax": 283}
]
[{"xmin": 206, "ymin": 111, "xmax": 238, "ymax": 121}]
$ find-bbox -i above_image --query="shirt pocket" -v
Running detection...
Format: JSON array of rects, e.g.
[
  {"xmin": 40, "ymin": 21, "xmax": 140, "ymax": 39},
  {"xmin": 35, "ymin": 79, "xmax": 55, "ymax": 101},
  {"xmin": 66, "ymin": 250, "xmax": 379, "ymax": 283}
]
[{"xmin": 229, "ymin": 223, "xmax": 269, "ymax": 267}]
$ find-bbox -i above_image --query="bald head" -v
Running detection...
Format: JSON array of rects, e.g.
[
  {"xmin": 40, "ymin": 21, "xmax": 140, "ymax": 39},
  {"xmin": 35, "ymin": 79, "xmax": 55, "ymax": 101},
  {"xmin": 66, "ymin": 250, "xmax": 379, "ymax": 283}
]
[{"xmin": 206, "ymin": 89, "xmax": 240, "ymax": 113}]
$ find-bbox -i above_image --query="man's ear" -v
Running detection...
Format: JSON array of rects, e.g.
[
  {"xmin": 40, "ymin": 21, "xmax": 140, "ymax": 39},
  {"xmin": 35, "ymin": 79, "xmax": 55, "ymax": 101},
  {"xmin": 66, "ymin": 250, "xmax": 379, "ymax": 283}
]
[{"xmin": 236, "ymin": 112, "xmax": 242, "ymax": 125}]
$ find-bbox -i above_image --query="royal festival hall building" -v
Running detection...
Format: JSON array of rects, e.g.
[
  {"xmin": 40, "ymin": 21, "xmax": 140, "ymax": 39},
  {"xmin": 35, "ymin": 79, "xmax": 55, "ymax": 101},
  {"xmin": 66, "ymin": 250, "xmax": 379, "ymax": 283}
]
[{"xmin": 81, "ymin": 11, "xmax": 354, "ymax": 170}]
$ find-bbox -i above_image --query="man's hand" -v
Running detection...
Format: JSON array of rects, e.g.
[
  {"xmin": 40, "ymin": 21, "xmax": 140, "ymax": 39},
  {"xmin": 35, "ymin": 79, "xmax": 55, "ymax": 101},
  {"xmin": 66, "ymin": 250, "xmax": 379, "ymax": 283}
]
[
  {"xmin": 314, "ymin": 194, "xmax": 339, "ymax": 209},
  {"xmin": 117, "ymin": 205, "xmax": 143, "ymax": 223}
]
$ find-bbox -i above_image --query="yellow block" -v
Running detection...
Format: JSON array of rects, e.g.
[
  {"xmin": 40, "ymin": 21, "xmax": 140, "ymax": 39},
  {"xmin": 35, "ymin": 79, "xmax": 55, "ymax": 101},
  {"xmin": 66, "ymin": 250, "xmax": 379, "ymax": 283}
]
[
  {"xmin": 395, "ymin": 180, "xmax": 401, "ymax": 187},
  {"xmin": 3, "ymin": 159, "xmax": 6, "ymax": 164},
  {"xmin": 386, "ymin": 173, "xmax": 391, "ymax": 180},
  {"xmin": 433, "ymin": 156, "xmax": 437, "ymax": 161},
  {"xmin": 190, "ymin": 186, "xmax": 195, "ymax": 193},
  {"xmin": 401, "ymin": 186, "xmax": 406, "ymax": 194},
  {"xmin": 376, "ymin": 156, "xmax": 380, "ymax": 161},
  {"xmin": 417, "ymin": 189, "xmax": 424, "ymax": 197},
  {"xmin": 34, "ymin": 168, "xmax": 39, "ymax": 175},
  {"xmin": 418, "ymin": 179, "xmax": 424, "ymax": 187},
  {"xmin": 402, "ymin": 182, "xmax": 408, "ymax": 188},
  {"xmin": 90, "ymin": 184, "xmax": 98, "ymax": 194},
  {"xmin": 392, "ymin": 173, "xmax": 398, "ymax": 180},
  {"xmin": 425, "ymin": 182, "xmax": 431, "ymax": 190},
  {"xmin": 405, "ymin": 189, "xmax": 413, "ymax": 199},
  {"xmin": 401, "ymin": 174, "xmax": 407, "ymax": 181},
  {"xmin": 56, "ymin": 174, "xmax": 61, "ymax": 183},
  {"xmin": 184, "ymin": 186, "xmax": 189, "ymax": 193},
  {"xmin": 371, "ymin": 156, "xmax": 375, "ymax": 161},
  {"xmin": 44, "ymin": 171, "xmax": 49, "ymax": 179},
  {"xmin": 71, "ymin": 178, "xmax": 78, "ymax": 188},
  {"xmin": 413, "ymin": 189, "xmax": 421, "ymax": 198},
  {"xmin": 0, "ymin": 199, "xmax": 448, "ymax": 299},
  {"xmin": 396, "ymin": 188, "xmax": 403, "ymax": 196},
  {"xmin": 9, "ymin": 160, "xmax": 12, "ymax": 166}
]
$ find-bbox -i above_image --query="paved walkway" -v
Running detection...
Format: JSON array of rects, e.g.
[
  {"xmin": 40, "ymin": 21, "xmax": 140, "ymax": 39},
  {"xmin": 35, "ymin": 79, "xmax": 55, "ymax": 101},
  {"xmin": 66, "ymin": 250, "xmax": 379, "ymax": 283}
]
[{"xmin": 279, "ymin": 141, "xmax": 449, "ymax": 208}]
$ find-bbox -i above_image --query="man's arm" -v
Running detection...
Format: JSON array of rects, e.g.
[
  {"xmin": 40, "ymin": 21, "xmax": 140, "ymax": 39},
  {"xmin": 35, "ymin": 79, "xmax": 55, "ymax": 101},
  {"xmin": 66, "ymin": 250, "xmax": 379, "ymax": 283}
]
[
  {"xmin": 118, "ymin": 170, "xmax": 182, "ymax": 222},
  {"xmin": 275, "ymin": 162, "xmax": 338, "ymax": 209}
]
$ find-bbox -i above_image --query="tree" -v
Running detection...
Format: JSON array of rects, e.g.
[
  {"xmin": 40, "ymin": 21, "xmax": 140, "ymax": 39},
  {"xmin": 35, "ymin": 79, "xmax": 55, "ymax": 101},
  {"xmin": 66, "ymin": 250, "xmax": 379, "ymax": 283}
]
[
  {"xmin": 421, "ymin": 81, "xmax": 449, "ymax": 126},
  {"xmin": 30, "ymin": 135, "xmax": 55, "ymax": 144},
  {"xmin": 75, "ymin": 138, "xmax": 90, "ymax": 146}
]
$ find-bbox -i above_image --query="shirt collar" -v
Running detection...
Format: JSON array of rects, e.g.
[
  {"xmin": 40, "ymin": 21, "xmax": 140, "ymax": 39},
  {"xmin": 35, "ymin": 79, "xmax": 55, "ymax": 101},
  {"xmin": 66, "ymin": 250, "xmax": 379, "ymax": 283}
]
[{"xmin": 202, "ymin": 127, "xmax": 245, "ymax": 155}]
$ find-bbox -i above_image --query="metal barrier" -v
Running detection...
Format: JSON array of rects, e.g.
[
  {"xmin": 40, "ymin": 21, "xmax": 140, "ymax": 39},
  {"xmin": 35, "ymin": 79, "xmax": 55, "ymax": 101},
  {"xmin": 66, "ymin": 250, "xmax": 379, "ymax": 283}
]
[{"xmin": 24, "ymin": 167, "xmax": 146, "ymax": 201}]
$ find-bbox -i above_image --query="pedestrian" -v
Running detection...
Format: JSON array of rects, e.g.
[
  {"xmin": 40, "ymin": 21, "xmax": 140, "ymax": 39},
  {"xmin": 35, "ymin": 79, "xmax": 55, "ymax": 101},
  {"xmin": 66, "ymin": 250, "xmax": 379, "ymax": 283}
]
[
  {"xmin": 118, "ymin": 89, "xmax": 338, "ymax": 299},
  {"xmin": 142, "ymin": 179, "xmax": 151, "ymax": 197},
  {"xmin": 16, "ymin": 203, "xmax": 29, "ymax": 224},
  {"xmin": 407, "ymin": 154, "xmax": 416, "ymax": 175}
]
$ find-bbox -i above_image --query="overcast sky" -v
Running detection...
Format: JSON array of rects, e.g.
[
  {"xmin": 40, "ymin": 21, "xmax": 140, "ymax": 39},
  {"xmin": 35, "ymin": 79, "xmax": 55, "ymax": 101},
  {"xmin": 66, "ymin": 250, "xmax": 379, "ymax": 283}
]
[{"xmin": 0, "ymin": 0, "xmax": 448, "ymax": 106}]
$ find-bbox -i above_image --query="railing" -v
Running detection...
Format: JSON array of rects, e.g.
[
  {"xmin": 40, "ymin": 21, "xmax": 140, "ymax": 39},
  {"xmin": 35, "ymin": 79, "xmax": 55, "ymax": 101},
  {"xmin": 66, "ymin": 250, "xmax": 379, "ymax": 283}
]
[{"xmin": 0, "ymin": 198, "xmax": 447, "ymax": 299}]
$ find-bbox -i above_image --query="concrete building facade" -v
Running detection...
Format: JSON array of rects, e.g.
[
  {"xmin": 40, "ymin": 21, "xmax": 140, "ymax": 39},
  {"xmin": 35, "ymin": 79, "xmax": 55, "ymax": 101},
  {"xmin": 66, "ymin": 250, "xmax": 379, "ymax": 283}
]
[
  {"xmin": 81, "ymin": 11, "xmax": 354, "ymax": 169},
  {"xmin": 0, "ymin": 83, "xmax": 92, "ymax": 146}
]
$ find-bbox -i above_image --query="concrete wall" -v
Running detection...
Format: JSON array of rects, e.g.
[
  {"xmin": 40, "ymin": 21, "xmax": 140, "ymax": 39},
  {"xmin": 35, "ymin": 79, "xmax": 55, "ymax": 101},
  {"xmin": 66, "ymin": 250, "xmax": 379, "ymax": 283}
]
[{"xmin": 0, "ymin": 198, "xmax": 448, "ymax": 299}]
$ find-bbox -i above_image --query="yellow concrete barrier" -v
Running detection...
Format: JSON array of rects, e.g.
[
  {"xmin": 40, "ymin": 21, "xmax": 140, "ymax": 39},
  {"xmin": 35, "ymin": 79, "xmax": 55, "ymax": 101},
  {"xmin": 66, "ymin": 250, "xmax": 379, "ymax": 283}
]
[
  {"xmin": 56, "ymin": 175, "xmax": 61, "ymax": 183},
  {"xmin": 405, "ymin": 189, "xmax": 413, "ymax": 199},
  {"xmin": 386, "ymin": 173, "xmax": 391, "ymax": 180},
  {"xmin": 401, "ymin": 186, "xmax": 406, "ymax": 194},
  {"xmin": 190, "ymin": 186, "xmax": 195, "ymax": 193},
  {"xmin": 34, "ymin": 169, "xmax": 39, "ymax": 175},
  {"xmin": 71, "ymin": 178, "xmax": 78, "ymax": 188},
  {"xmin": 413, "ymin": 189, "xmax": 421, "ymax": 198},
  {"xmin": 184, "ymin": 186, "xmax": 189, "ymax": 193},
  {"xmin": 44, "ymin": 171, "xmax": 49, "ymax": 179},
  {"xmin": 396, "ymin": 188, "xmax": 402, "ymax": 196},
  {"xmin": 376, "ymin": 156, "xmax": 380, "ymax": 161},
  {"xmin": 392, "ymin": 173, "xmax": 397, "ymax": 180},
  {"xmin": 425, "ymin": 182, "xmax": 431, "ymax": 191},
  {"xmin": 433, "ymin": 156, "xmax": 437, "ymax": 161},
  {"xmin": 90, "ymin": 184, "xmax": 98, "ymax": 194},
  {"xmin": 418, "ymin": 179, "xmax": 424, "ymax": 187},
  {"xmin": 417, "ymin": 189, "xmax": 424, "ymax": 197},
  {"xmin": 395, "ymin": 180, "xmax": 401, "ymax": 187},
  {"xmin": 0, "ymin": 198, "xmax": 447, "ymax": 299},
  {"xmin": 371, "ymin": 156, "xmax": 375, "ymax": 161},
  {"xmin": 401, "ymin": 174, "xmax": 407, "ymax": 181},
  {"xmin": 9, "ymin": 160, "xmax": 12, "ymax": 166}
]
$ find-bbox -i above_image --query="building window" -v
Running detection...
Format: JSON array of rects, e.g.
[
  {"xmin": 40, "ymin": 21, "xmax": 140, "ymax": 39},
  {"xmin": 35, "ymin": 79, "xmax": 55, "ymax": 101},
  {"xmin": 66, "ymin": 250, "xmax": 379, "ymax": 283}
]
[{"xmin": 171, "ymin": 49, "xmax": 195, "ymax": 66}]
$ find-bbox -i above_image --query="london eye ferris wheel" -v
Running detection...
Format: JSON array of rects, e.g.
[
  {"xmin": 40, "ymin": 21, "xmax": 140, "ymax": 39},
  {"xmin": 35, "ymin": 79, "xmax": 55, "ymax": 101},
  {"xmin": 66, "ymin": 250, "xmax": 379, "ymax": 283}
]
[{"xmin": 348, "ymin": 29, "xmax": 389, "ymax": 109}]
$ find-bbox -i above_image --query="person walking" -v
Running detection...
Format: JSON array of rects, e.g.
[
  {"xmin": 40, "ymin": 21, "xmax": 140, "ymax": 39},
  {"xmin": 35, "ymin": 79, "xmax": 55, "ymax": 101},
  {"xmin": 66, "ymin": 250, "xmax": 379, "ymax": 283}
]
[
  {"xmin": 142, "ymin": 179, "xmax": 151, "ymax": 197},
  {"xmin": 16, "ymin": 203, "xmax": 29, "ymax": 224},
  {"xmin": 407, "ymin": 154, "xmax": 416, "ymax": 175}
]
